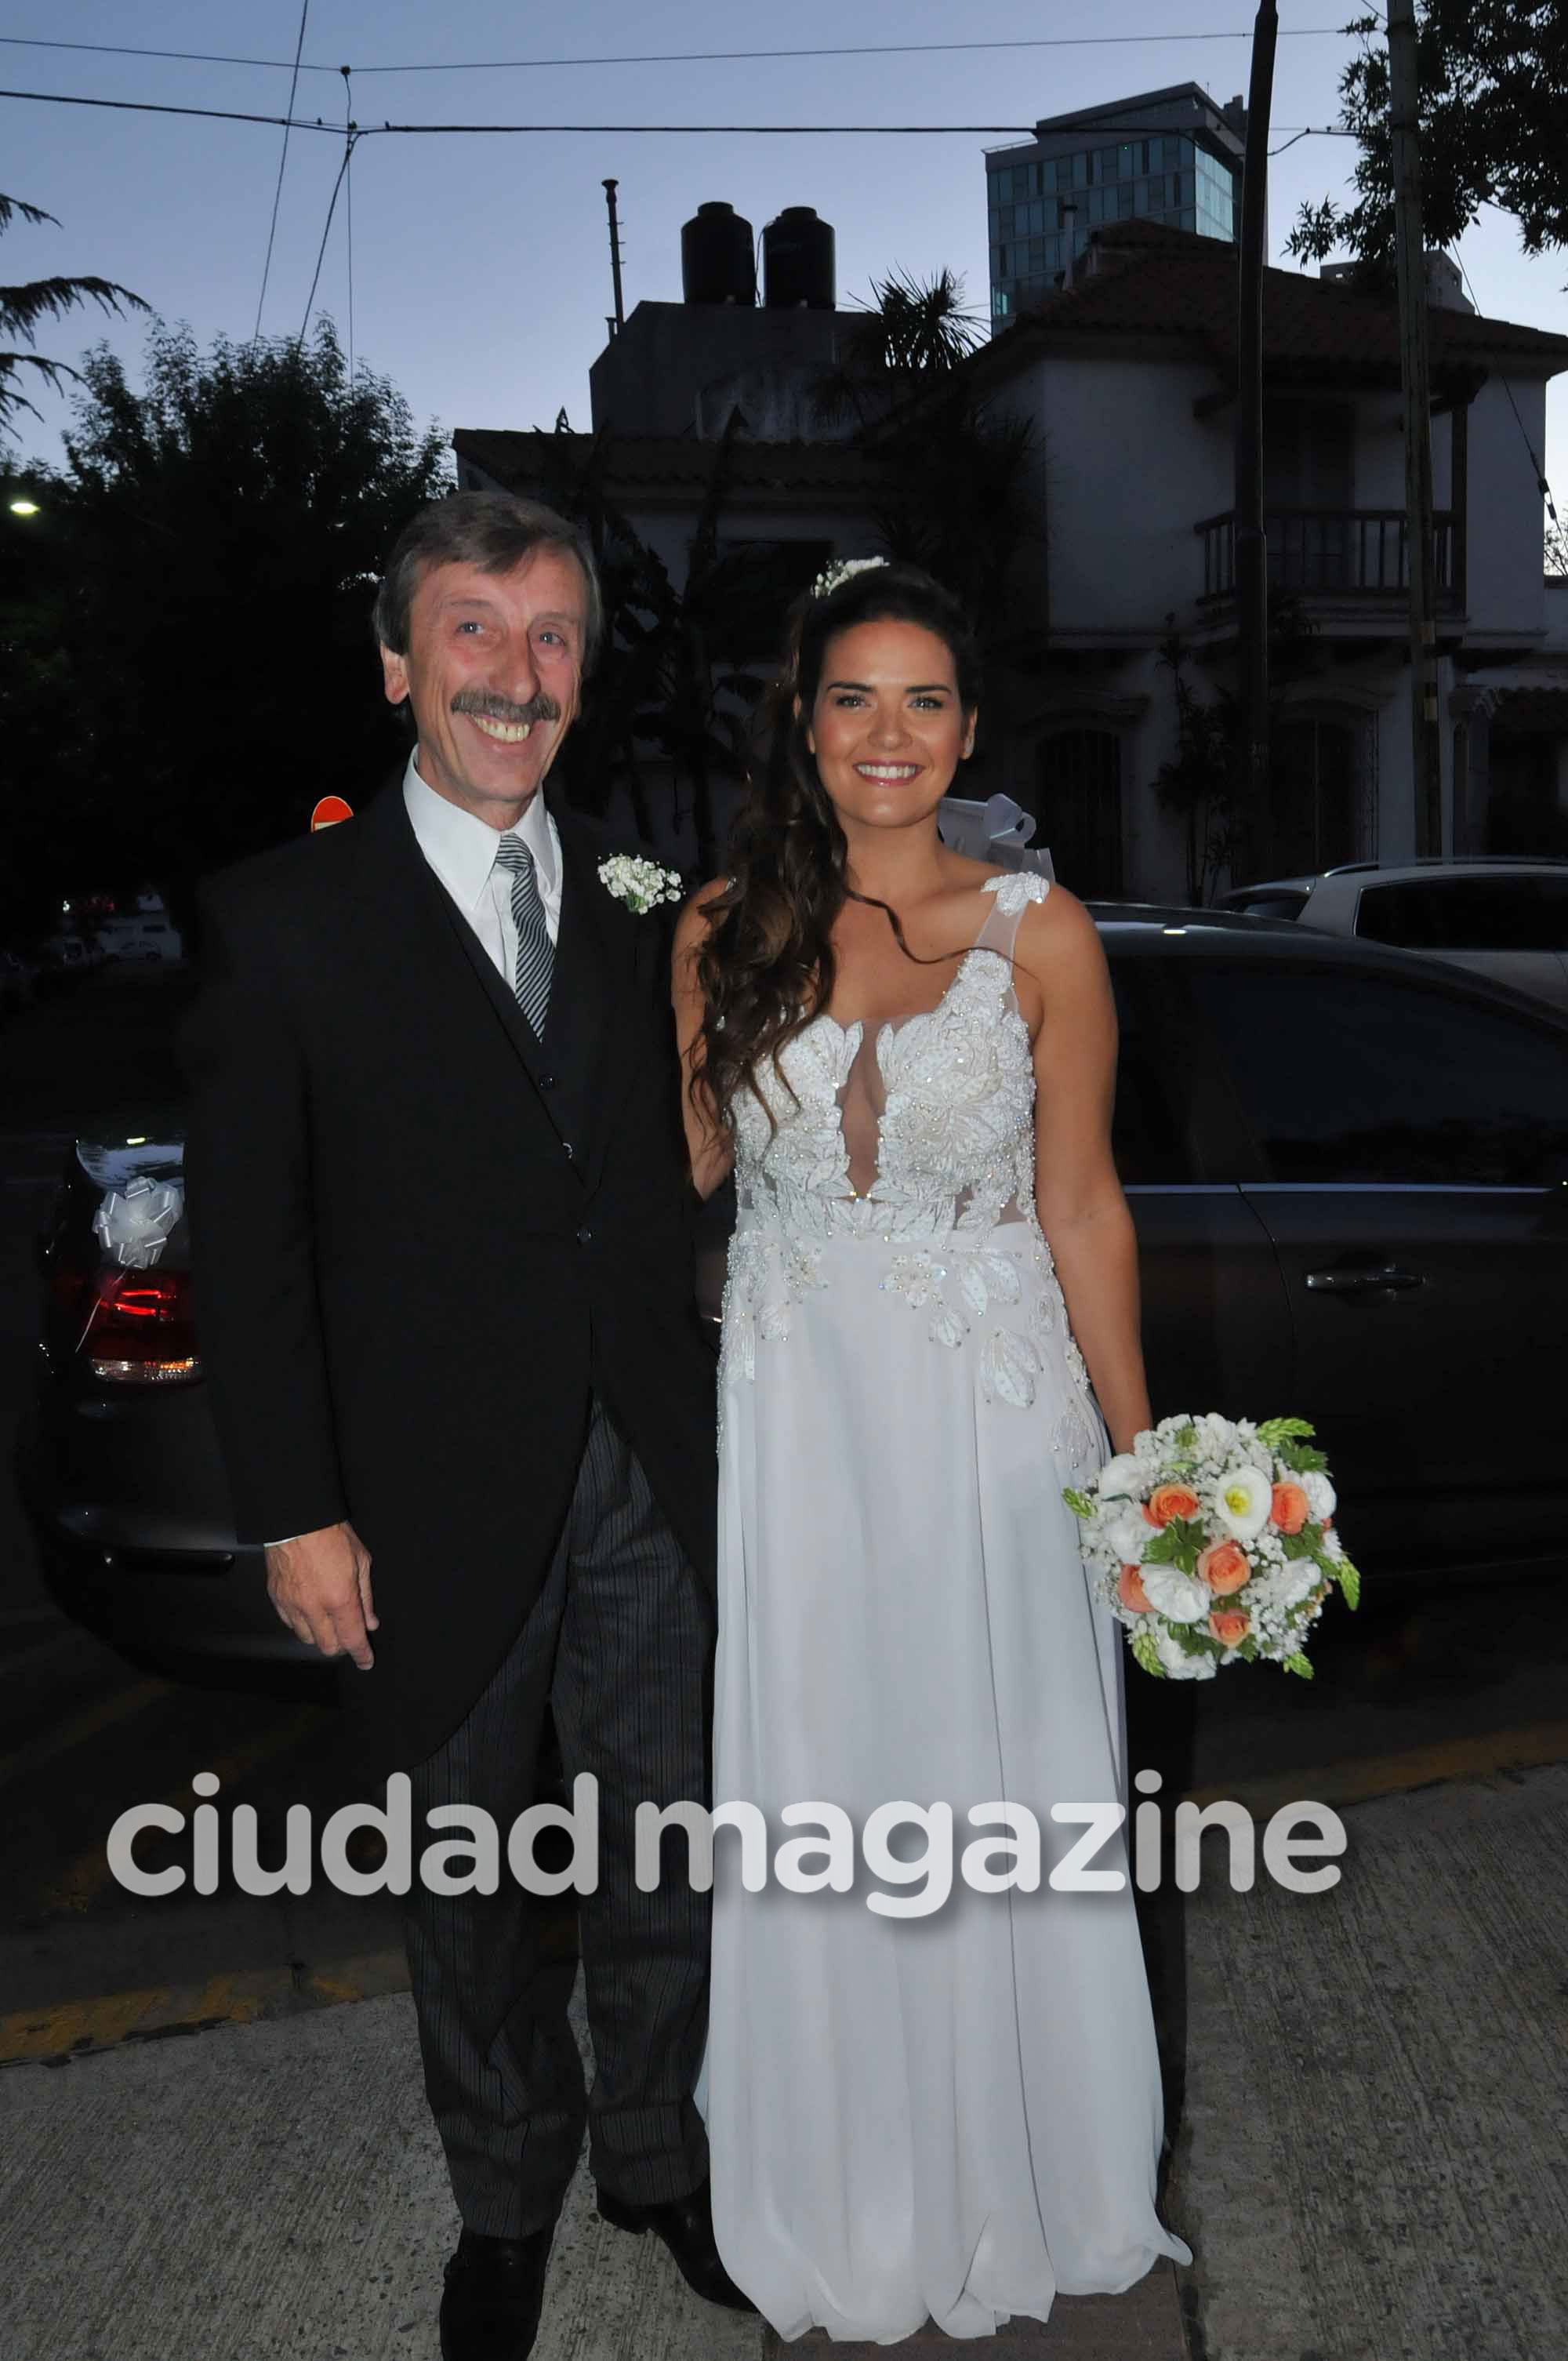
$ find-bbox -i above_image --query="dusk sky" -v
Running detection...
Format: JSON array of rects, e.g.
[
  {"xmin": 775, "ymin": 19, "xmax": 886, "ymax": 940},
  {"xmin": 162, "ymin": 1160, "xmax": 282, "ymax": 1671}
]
[{"xmin": 4, "ymin": 0, "xmax": 1564, "ymax": 498}]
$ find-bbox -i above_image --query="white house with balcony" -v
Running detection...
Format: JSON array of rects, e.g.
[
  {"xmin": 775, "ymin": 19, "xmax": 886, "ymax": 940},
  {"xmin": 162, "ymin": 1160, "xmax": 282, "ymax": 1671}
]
[{"xmin": 966, "ymin": 218, "xmax": 1568, "ymax": 898}]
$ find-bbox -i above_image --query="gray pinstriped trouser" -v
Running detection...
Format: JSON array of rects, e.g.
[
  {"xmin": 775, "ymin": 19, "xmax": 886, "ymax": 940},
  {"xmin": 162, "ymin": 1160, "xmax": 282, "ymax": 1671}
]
[{"xmin": 401, "ymin": 1394, "xmax": 714, "ymax": 2236}]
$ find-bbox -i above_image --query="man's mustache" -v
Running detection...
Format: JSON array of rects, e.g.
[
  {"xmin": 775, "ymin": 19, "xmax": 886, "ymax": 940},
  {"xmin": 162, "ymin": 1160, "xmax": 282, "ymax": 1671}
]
[{"xmin": 450, "ymin": 688, "xmax": 562, "ymax": 727}]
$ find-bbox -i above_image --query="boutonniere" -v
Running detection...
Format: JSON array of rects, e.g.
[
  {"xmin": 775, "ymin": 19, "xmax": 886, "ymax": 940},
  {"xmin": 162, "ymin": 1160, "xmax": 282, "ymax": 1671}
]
[{"xmin": 598, "ymin": 854, "xmax": 683, "ymax": 915}]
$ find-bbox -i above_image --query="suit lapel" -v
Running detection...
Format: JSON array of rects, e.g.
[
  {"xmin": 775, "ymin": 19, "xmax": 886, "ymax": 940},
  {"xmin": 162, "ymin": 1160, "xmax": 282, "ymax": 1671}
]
[
  {"xmin": 544, "ymin": 798, "xmax": 631, "ymax": 1194},
  {"xmin": 349, "ymin": 778, "xmax": 582, "ymax": 1172}
]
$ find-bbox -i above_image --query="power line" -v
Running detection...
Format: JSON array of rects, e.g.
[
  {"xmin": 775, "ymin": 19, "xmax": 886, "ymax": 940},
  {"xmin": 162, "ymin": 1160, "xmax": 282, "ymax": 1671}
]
[
  {"xmin": 252, "ymin": 0, "xmax": 310, "ymax": 343},
  {"xmin": 298, "ymin": 133, "xmax": 358, "ymax": 348},
  {"xmin": 343, "ymin": 69, "xmax": 355, "ymax": 380},
  {"xmin": 0, "ymin": 27, "xmax": 1365, "ymax": 75},
  {"xmin": 0, "ymin": 90, "xmax": 1040, "ymax": 132},
  {"xmin": 0, "ymin": 85, "xmax": 1384, "ymax": 147},
  {"xmin": 0, "ymin": 85, "xmax": 339, "ymax": 134}
]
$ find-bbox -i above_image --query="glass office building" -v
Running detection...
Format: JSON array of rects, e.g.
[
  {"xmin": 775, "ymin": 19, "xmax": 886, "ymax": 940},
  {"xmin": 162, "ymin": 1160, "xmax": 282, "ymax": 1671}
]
[{"xmin": 987, "ymin": 85, "xmax": 1243, "ymax": 329}]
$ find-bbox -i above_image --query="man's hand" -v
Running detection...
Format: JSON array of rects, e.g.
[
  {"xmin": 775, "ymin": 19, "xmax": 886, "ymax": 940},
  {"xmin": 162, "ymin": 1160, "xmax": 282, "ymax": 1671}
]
[{"xmin": 264, "ymin": 1522, "xmax": 378, "ymax": 1668}]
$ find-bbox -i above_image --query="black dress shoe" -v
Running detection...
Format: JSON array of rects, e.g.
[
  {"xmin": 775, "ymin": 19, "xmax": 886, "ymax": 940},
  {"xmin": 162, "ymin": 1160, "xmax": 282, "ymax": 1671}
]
[
  {"xmin": 595, "ymin": 2177, "xmax": 757, "ymax": 2313},
  {"xmin": 439, "ymin": 2224, "xmax": 556, "ymax": 2361}
]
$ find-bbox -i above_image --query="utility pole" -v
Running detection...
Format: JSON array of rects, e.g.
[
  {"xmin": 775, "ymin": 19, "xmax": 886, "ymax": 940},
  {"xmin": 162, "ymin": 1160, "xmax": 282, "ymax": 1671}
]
[
  {"xmin": 602, "ymin": 178, "xmax": 626, "ymax": 335},
  {"xmin": 1388, "ymin": 0, "xmax": 1443, "ymax": 855},
  {"xmin": 1234, "ymin": 1, "xmax": 1279, "ymax": 885}
]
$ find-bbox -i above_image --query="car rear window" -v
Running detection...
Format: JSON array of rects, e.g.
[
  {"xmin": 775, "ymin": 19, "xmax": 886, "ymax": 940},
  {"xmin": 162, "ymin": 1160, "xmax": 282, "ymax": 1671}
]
[
  {"xmin": 1353, "ymin": 874, "xmax": 1568, "ymax": 951},
  {"xmin": 1186, "ymin": 963, "xmax": 1568, "ymax": 1186}
]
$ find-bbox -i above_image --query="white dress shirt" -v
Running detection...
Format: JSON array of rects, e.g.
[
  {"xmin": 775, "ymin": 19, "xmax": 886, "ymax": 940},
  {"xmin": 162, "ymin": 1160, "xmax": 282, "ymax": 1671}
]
[
  {"xmin": 402, "ymin": 746, "xmax": 562, "ymax": 963},
  {"xmin": 265, "ymin": 754, "xmax": 562, "ymax": 1547}
]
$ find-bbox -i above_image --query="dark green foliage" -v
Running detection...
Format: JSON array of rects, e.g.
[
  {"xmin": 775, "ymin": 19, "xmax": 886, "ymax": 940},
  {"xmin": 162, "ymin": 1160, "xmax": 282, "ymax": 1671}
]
[
  {"xmin": 3, "ymin": 319, "xmax": 449, "ymax": 921},
  {"xmin": 1286, "ymin": 5, "xmax": 1568, "ymax": 282}
]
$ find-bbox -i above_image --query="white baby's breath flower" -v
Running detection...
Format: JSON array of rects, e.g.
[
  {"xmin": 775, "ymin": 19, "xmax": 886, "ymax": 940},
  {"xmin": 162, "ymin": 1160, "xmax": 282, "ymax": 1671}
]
[{"xmin": 598, "ymin": 854, "xmax": 683, "ymax": 915}]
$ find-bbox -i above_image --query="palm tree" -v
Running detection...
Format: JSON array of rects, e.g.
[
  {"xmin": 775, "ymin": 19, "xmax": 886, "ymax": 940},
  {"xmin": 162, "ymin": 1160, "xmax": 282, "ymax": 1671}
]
[
  {"xmin": 811, "ymin": 267, "xmax": 1040, "ymax": 641},
  {"xmin": 1, "ymin": 194, "xmax": 148, "ymax": 436},
  {"xmin": 813, "ymin": 266, "xmax": 984, "ymax": 434}
]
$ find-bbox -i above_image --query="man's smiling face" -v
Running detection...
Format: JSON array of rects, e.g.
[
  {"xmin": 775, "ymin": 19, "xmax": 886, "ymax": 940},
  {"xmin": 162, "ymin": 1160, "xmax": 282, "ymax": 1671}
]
[{"xmin": 379, "ymin": 547, "xmax": 589, "ymax": 826}]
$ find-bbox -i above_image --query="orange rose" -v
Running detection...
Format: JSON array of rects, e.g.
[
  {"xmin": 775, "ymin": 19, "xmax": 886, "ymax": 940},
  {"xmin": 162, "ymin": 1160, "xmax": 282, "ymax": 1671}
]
[
  {"xmin": 1270, "ymin": 1481, "xmax": 1310, "ymax": 1535},
  {"xmin": 1143, "ymin": 1483, "xmax": 1200, "ymax": 1529},
  {"xmin": 1208, "ymin": 1608, "xmax": 1250, "ymax": 1647},
  {"xmin": 1117, "ymin": 1564, "xmax": 1153, "ymax": 1613},
  {"xmin": 1197, "ymin": 1539, "xmax": 1250, "ymax": 1596}
]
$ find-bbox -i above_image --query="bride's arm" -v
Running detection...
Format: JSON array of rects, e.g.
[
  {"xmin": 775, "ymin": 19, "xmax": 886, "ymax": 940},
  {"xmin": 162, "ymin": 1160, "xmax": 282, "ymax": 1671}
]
[
  {"xmin": 672, "ymin": 881, "xmax": 735, "ymax": 1202},
  {"xmin": 1018, "ymin": 891, "xmax": 1152, "ymax": 1458}
]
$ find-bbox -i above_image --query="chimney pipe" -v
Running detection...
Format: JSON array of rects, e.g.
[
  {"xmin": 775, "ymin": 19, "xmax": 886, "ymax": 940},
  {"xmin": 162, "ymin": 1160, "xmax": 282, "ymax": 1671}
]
[{"xmin": 602, "ymin": 178, "xmax": 626, "ymax": 332}]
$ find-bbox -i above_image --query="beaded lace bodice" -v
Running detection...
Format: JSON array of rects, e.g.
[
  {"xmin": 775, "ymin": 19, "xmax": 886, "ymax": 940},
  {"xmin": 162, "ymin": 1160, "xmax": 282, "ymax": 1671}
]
[
  {"xmin": 722, "ymin": 873, "xmax": 1091, "ymax": 1419},
  {"xmin": 731, "ymin": 872, "xmax": 1047, "ymax": 1246}
]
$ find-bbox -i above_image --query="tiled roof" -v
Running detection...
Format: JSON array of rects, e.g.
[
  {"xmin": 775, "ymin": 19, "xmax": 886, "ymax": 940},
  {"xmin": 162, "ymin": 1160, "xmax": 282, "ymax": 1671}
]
[
  {"xmin": 978, "ymin": 219, "xmax": 1568, "ymax": 388},
  {"xmin": 453, "ymin": 428, "xmax": 882, "ymax": 498}
]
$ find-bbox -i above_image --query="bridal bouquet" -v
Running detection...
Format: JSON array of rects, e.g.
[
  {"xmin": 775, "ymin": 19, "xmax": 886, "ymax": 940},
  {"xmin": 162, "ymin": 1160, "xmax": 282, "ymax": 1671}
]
[{"xmin": 1063, "ymin": 1415, "xmax": 1359, "ymax": 1680}]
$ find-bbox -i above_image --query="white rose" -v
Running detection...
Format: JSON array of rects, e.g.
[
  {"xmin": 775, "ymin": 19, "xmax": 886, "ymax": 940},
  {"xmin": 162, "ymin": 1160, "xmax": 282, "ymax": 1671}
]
[
  {"xmin": 1098, "ymin": 1453, "xmax": 1145, "ymax": 1501},
  {"xmin": 1213, "ymin": 1463, "xmax": 1272, "ymax": 1542},
  {"xmin": 1141, "ymin": 1566, "xmax": 1210, "ymax": 1625},
  {"xmin": 1301, "ymin": 1470, "xmax": 1337, "ymax": 1520},
  {"xmin": 1155, "ymin": 1626, "xmax": 1218, "ymax": 1680},
  {"xmin": 1279, "ymin": 1562, "xmax": 1322, "ymax": 1609}
]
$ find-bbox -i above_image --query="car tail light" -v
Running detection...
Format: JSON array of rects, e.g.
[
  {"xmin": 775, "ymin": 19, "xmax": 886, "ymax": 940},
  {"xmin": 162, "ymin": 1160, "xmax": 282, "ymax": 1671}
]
[{"xmin": 65, "ymin": 1263, "xmax": 201, "ymax": 1384}]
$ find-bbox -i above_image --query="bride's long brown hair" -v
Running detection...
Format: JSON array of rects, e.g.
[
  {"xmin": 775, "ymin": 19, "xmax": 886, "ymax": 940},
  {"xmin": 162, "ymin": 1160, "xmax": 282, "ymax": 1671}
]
[{"xmin": 694, "ymin": 561, "xmax": 982, "ymax": 1131}]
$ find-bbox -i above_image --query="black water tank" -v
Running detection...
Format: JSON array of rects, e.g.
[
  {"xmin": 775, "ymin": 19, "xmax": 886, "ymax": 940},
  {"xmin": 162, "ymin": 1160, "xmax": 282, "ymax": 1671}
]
[
  {"xmin": 764, "ymin": 206, "xmax": 835, "ymax": 309},
  {"xmin": 681, "ymin": 201, "xmax": 756, "ymax": 305}
]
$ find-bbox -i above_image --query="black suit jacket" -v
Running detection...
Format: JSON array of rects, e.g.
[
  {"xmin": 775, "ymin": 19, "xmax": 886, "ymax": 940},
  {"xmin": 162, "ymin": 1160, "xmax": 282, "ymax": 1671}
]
[{"xmin": 179, "ymin": 777, "xmax": 717, "ymax": 1770}]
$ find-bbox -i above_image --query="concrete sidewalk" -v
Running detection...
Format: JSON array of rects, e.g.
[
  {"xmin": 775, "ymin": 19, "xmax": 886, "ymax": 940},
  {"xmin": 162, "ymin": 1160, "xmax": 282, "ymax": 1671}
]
[
  {"xmin": 0, "ymin": 1984, "xmax": 1185, "ymax": 2361},
  {"xmin": 6, "ymin": 1763, "xmax": 1567, "ymax": 2361}
]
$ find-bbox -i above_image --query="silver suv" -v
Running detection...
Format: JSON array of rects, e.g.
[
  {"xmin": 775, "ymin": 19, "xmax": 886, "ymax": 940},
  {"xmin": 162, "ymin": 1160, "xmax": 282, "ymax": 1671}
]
[{"xmin": 1217, "ymin": 859, "xmax": 1568, "ymax": 1013}]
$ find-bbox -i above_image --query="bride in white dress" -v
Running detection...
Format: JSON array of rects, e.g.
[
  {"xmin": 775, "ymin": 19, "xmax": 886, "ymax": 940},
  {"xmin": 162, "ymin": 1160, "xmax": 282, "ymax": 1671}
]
[{"xmin": 672, "ymin": 560, "xmax": 1189, "ymax": 2343}]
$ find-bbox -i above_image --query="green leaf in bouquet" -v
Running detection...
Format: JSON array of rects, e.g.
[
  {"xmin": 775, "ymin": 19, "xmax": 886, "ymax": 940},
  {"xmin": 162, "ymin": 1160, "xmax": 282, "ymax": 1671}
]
[
  {"xmin": 1283, "ymin": 1651, "xmax": 1315, "ymax": 1679},
  {"xmin": 1062, "ymin": 1487, "xmax": 1098, "ymax": 1520},
  {"xmin": 1334, "ymin": 1557, "xmax": 1362, "ymax": 1611},
  {"xmin": 1168, "ymin": 1621, "xmax": 1224, "ymax": 1660},
  {"xmin": 1276, "ymin": 1438, "xmax": 1330, "ymax": 1473},
  {"xmin": 1143, "ymin": 1516, "xmax": 1206, "ymax": 1575},
  {"xmin": 1130, "ymin": 1626, "xmax": 1167, "ymax": 1680},
  {"xmin": 1256, "ymin": 1417, "xmax": 1317, "ymax": 1447}
]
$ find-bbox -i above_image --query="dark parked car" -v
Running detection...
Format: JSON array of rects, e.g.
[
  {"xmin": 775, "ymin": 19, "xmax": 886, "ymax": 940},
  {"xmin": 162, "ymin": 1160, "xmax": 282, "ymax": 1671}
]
[{"xmin": 21, "ymin": 909, "xmax": 1568, "ymax": 1673}]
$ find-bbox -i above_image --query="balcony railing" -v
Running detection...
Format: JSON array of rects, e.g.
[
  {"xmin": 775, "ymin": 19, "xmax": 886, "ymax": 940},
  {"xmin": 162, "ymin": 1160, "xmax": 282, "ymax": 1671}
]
[{"xmin": 1197, "ymin": 508, "xmax": 1459, "ymax": 604}]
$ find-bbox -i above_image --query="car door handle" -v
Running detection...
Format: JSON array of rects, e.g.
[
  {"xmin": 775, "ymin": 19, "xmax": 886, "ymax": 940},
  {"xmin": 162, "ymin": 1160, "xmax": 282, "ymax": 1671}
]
[{"xmin": 1305, "ymin": 1265, "xmax": 1425, "ymax": 1294}]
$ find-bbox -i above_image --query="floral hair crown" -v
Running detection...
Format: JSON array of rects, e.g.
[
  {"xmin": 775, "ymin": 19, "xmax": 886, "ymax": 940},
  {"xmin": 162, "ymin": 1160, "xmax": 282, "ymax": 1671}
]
[{"xmin": 810, "ymin": 555, "xmax": 890, "ymax": 601}]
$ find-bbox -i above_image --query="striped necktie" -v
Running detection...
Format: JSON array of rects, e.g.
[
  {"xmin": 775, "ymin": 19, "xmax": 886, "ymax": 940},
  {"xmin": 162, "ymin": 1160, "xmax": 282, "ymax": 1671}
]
[{"xmin": 492, "ymin": 833, "xmax": 554, "ymax": 1037}]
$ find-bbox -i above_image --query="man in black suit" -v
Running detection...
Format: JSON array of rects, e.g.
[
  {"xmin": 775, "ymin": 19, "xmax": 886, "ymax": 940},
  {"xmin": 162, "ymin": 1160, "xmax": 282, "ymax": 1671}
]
[{"xmin": 181, "ymin": 492, "xmax": 749, "ymax": 2358}]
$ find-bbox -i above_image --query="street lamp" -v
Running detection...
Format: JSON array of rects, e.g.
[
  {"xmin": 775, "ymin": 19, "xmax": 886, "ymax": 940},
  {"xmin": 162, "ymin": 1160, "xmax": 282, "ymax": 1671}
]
[{"xmin": 9, "ymin": 499, "xmax": 40, "ymax": 517}]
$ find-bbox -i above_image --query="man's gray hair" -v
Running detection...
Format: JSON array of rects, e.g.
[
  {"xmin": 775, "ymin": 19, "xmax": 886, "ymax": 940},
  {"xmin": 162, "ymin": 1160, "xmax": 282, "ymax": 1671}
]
[{"xmin": 373, "ymin": 490, "xmax": 605, "ymax": 672}]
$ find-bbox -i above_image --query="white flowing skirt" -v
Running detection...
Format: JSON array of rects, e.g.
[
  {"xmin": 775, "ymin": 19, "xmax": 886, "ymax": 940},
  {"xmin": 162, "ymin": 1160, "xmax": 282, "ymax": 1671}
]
[{"xmin": 698, "ymin": 1221, "xmax": 1191, "ymax": 2343}]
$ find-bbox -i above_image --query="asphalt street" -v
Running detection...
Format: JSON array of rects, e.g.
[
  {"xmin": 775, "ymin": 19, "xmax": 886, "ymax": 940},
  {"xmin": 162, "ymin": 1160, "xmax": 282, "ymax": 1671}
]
[{"xmin": 3, "ymin": 972, "xmax": 1566, "ymax": 2359}]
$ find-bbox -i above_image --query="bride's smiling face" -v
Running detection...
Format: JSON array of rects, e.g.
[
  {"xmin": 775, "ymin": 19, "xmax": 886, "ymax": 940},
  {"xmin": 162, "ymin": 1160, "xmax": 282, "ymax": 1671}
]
[{"xmin": 805, "ymin": 617, "xmax": 976, "ymax": 833}]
